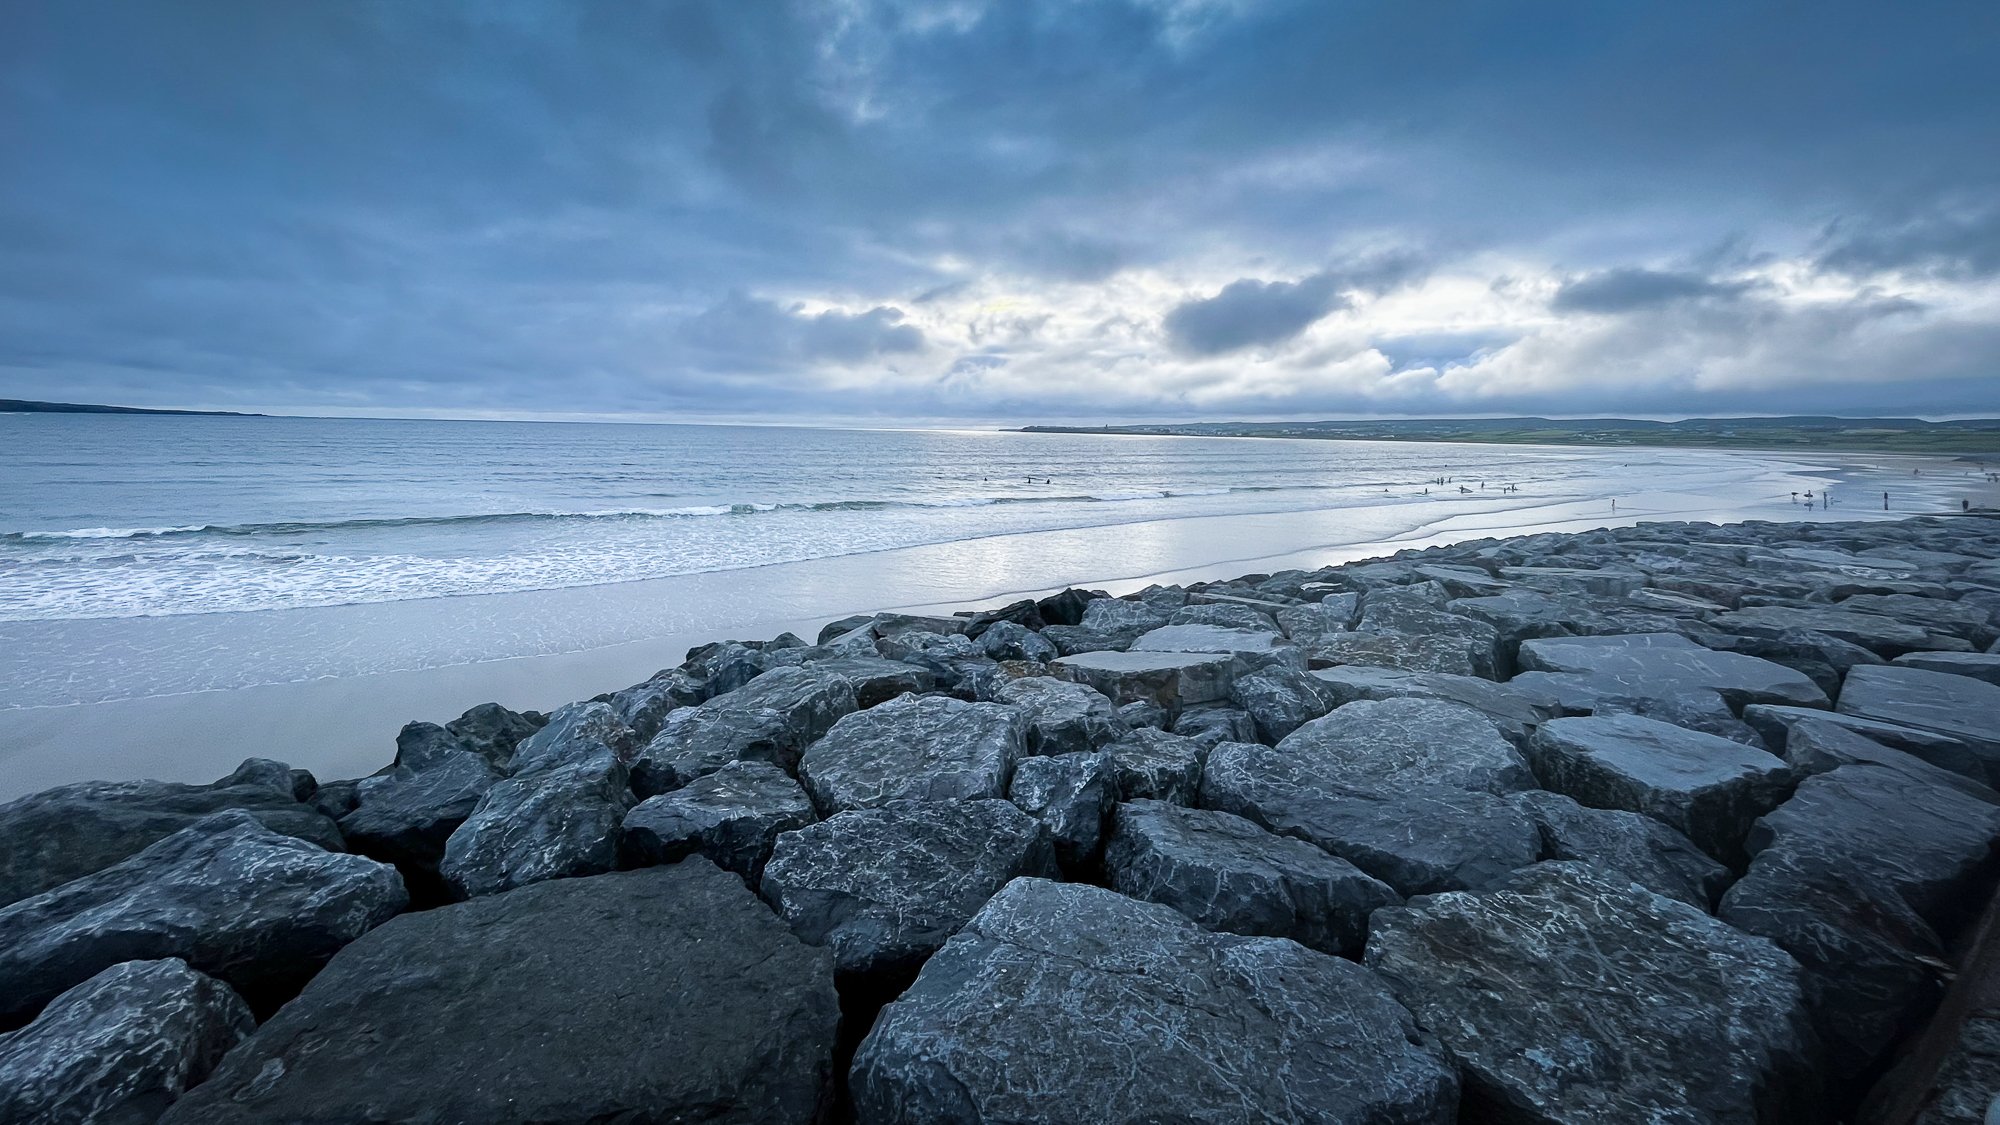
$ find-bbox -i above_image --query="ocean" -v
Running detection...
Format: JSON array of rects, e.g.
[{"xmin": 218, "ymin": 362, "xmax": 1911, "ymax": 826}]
[{"xmin": 3, "ymin": 412, "xmax": 1949, "ymax": 794}]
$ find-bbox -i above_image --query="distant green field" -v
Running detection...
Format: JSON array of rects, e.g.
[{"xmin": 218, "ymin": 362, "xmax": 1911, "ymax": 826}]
[{"xmin": 1020, "ymin": 417, "xmax": 2000, "ymax": 456}]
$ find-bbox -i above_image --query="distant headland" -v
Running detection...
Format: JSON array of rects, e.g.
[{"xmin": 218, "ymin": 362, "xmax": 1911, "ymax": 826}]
[
  {"xmin": 1, "ymin": 398, "xmax": 264, "ymax": 417},
  {"xmin": 1020, "ymin": 416, "xmax": 2000, "ymax": 455}
]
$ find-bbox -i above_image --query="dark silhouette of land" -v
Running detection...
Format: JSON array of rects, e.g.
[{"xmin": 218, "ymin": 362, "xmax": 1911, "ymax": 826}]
[{"xmin": 1, "ymin": 399, "xmax": 263, "ymax": 417}]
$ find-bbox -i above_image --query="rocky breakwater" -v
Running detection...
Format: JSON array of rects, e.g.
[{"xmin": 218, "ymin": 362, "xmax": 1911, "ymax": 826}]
[{"xmin": 3, "ymin": 513, "xmax": 2000, "ymax": 1122}]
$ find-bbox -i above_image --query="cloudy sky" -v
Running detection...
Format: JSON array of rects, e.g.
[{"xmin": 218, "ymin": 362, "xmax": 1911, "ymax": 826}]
[{"xmin": 4, "ymin": 1, "xmax": 1998, "ymax": 422}]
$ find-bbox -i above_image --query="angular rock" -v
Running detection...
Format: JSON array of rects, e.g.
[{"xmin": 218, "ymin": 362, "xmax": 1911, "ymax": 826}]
[
  {"xmin": 1052, "ymin": 649, "xmax": 1236, "ymax": 712},
  {"xmin": 809, "ymin": 654, "xmax": 938, "ymax": 708},
  {"xmin": 1365, "ymin": 861, "xmax": 1817, "ymax": 1124},
  {"xmin": 1035, "ymin": 587, "xmax": 1100, "ymax": 627},
  {"xmin": 1358, "ymin": 591, "xmax": 1505, "ymax": 678},
  {"xmin": 1130, "ymin": 623, "xmax": 1292, "ymax": 657},
  {"xmin": 1104, "ymin": 728, "xmax": 1206, "ymax": 804},
  {"xmin": 1040, "ymin": 623, "xmax": 1133, "ymax": 655},
  {"xmin": 1301, "ymin": 630, "xmax": 1487, "ymax": 677},
  {"xmin": 439, "ymin": 751, "xmax": 634, "ymax": 900},
  {"xmin": 1310, "ymin": 664, "xmax": 1559, "ymax": 748},
  {"xmin": 0, "ymin": 770, "xmax": 345, "ymax": 910},
  {"xmin": 852, "ymin": 878, "xmax": 1458, "ymax": 1124},
  {"xmin": 161, "ymin": 863, "xmax": 838, "ymax": 1125},
  {"xmin": 1783, "ymin": 716, "xmax": 2000, "ymax": 803},
  {"xmin": 1498, "ymin": 565, "xmax": 1648, "ymax": 597},
  {"xmin": 1837, "ymin": 664, "xmax": 2000, "ymax": 781},
  {"xmin": 1508, "ymin": 789, "xmax": 1729, "ymax": 910},
  {"xmin": 989, "ymin": 675, "xmax": 1126, "ymax": 756},
  {"xmin": 1229, "ymin": 665, "xmax": 1342, "ymax": 743},
  {"xmin": 1105, "ymin": 799, "xmax": 1399, "ymax": 955},
  {"xmin": 1168, "ymin": 702, "xmax": 1261, "ymax": 746},
  {"xmin": 444, "ymin": 701, "xmax": 544, "ymax": 769},
  {"xmin": 1169, "ymin": 602, "xmax": 1276, "ymax": 630},
  {"xmin": 632, "ymin": 666, "xmax": 858, "ymax": 796},
  {"xmin": 1274, "ymin": 598, "xmax": 1355, "ymax": 640},
  {"xmin": 620, "ymin": 760, "xmax": 815, "ymax": 879},
  {"xmin": 797, "ymin": 693, "xmax": 1025, "ymax": 814},
  {"xmin": 0, "ymin": 958, "xmax": 252, "ymax": 1125},
  {"xmin": 1277, "ymin": 698, "xmax": 1537, "ymax": 796},
  {"xmin": 1744, "ymin": 702, "xmax": 1992, "ymax": 783},
  {"xmin": 1201, "ymin": 741, "xmax": 1541, "ymax": 896},
  {"xmin": 1720, "ymin": 764, "xmax": 2000, "ymax": 1071},
  {"xmin": 1517, "ymin": 632, "xmax": 1829, "ymax": 709},
  {"xmin": 1116, "ymin": 699, "xmax": 1169, "ymax": 729},
  {"xmin": 1841, "ymin": 593, "xmax": 1997, "ymax": 648},
  {"xmin": 1891, "ymin": 650, "xmax": 2000, "ymax": 686},
  {"xmin": 1528, "ymin": 714, "xmax": 1794, "ymax": 866},
  {"xmin": 1079, "ymin": 597, "xmax": 1170, "ymax": 638},
  {"xmin": 759, "ymin": 799, "xmax": 1055, "ymax": 978},
  {"xmin": 1006, "ymin": 752, "xmax": 1114, "ymax": 868},
  {"xmin": 339, "ymin": 749, "xmax": 500, "ymax": 880},
  {"xmin": 0, "ymin": 810, "xmax": 406, "ymax": 1025},
  {"xmin": 505, "ymin": 700, "xmax": 635, "ymax": 775},
  {"xmin": 1714, "ymin": 605, "xmax": 1936, "ymax": 657},
  {"xmin": 975, "ymin": 619, "xmax": 1058, "ymax": 663}
]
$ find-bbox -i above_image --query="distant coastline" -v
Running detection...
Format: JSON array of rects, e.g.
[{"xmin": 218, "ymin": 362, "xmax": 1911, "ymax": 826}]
[
  {"xmin": 0, "ymin": 398, "xmax": 264, "ymax": 417},
  {"xmin": 1020, "ymin": 416, "xmax": 2000, "ymax": 456}
]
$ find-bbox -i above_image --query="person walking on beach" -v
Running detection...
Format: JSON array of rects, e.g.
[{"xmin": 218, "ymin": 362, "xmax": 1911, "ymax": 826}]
[{"xmin": 1884, "ymin": 492, "xmax": 1890, "ymax": 510}]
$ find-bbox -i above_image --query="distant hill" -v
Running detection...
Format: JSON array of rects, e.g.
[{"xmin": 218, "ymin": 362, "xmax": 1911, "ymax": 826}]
[
  {"xmin": 0, "ymin": 399, "xmax": 264, "ymax": 417},
  {"xmin": 1020, "ymin": 416, "xmax": 2000, "ymax": 455}
]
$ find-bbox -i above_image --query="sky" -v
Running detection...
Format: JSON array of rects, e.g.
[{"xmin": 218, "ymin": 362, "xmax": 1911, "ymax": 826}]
[{"xmin": 3, "ymin": 0, "xmax": 1998, "ymax": 423}]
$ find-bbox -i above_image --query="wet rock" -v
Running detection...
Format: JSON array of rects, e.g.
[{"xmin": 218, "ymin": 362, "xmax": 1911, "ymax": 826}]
[
  {"xmin": 620, "ymin": 760, "xmax": 815, "ymax": 879},
  {"xmin": 0, "ymin": 768, "xmax": 345, "ymax": 910},
  {"xmin": 439, "ymin": 750, "xmax": 634, "ymax": 900},
  {"xmin": 1841, "ymin": 593, "xmax": 1998, "ymax": 648},
  {"xmin": 759, "ymin": 799, "xmax": 1055, "ymax": 979},
  {"xmin": 1517, "ymin": 632, "xmax": 1829, "ymax": 709},
  {"xmin": 1277, "ymin": 698, "xmax": 1538, "ymax": 797},
  {"xmin": 976, "ymin": 619, "xmax": 1058, "ymax": 663},
  {"xmin": 1201, "ymin": 741, "xmax": 1541, "ymax": 896},
  {"xmin": 961, "ymin": 598, "xmax": 1046, "ymax": 637},
  {"xmin": 1837, "ymin": 664, "xmax": 2000, "ymax": 781},
  {"xmin": 1528, "ymin": 714, "xmax": 1794, "ymax": 866},
  {"xmin": 990, "ymin": 676, "xmax": 1127, "ymax": 755},
  {"xmin": 1891, "ymin": 650, "xmax": 2000, "ymax": 686},
  {"xmin": 1229, "ymin": 665, "xmax": 1342, "ymax": 742},
  {"xmin": 818, "ymin": 613, "xmax": 876, "ymax": 644},
  {"xmin": 851, "ymin": 878, "xmax": 1458, "ymax": 1124},
  {"xmin": 1052, "ymin": 649, "xmax": 1236, "ymax": 712},
  {"xmin": 1508, "ymin": 789, "xmax": 1729, "ymax": 910},
  {"xmin": 1365, "ymin": 861, "xmax": 1818, "ymax": 1125},
  {"xmin": 1105, "ymin": 799, "xmax": 1399, "ymax": 955},
  {"xmin": 1041, "ymin": 623, "xmax": 1134, "ymax": 655},
  {"xmin": 1720, "ymin": 764, "xmax": 2000, "ymax": 1072},
  {"xmin": 632, "ymin": 666, "xmax": 858, "ymax": 796},
  {"xmin": 0, "ymin": 958, "xmax": 252, "ymax": 1125},
  {"xmin": 161, "ymin": 863, "xmax": 838, "ymax": 1125},
  {"xmin": 1104, "ymin": 728, "xmax": 1206, "ymax": 804},
  {"xmin": 339, "ymin": 749, "xmax": 501, "ymax": 880},
  {"xmin": 798, "ymin": 693, "xmax": 1026, "ymax": 813},
  {"xmin": 1169, "ymin": 702, "xmax": 1260, "ymax": 747},
  {"xmin": 1007, "ymin": 752, "xmax": 1114, "ymax": 868},
  {"xmin": 0, "ymin": 810, "xmax": 406, "ymax": 1026}
]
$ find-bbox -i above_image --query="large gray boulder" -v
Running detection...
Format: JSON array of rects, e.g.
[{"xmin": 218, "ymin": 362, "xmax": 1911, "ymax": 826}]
[
  {"xmin": 976, "ymin": 620, "xmax": 1058, "ymax": 663},
  {"xmin": 1508, "ymin": 789, "xmax": 1729, "ymax": 910},
  {"xmin": 809, "ymin": 654, "xmax": 939, "ymax": 708},
  {"xmin": 1276, "ymin": 698, "xmax": 1538, "ymax": 797},
  {"xmin": 1103, "ymin": 727, "xmax": 1206, "ymax": 804},
  {"xmin": 439, "ymin": 750, "xmax": 635, "ymax": 900},
  {"xmin": 1781, "ymin": 717, "xmax": 2000, "ymax": 804},
  {"xmin": 160, "ymin": 863, "xmax": 838, "ymax": 1125},
  {"xmin": 1170, "ymin": 602, "xmax": 1276, "ymax": 630},
  {"xmin": 1366, "ymin": 862, "xmax": 1818, "ymax": 1124},
  {"xmin": 797, "ymin": 693, "xmax": 1026, "ymax": 813},
  {"xmin": 759, "ymin": 799, "xmax": 1055, "ymax": 978},
  {"xmin": 1169, "ymin": 703, "xmax": 1260, "ymax": 747},
  {"xmin": 1743, "ymin": 703, "xmax": 1992, "ymax": 783},
  {"xmin": 851, "ymin": 878, "xmax": 1458, "ymax": 1124},
  {"xmin": 1528, "ymin": 714, "xmax": 1794, "ymax": 866},
  {"xmin": 1105, "ymin": 800, "xmax": 1399, "ymax": 956},
  {"xmin": 1310, "ymin": 664, "xmax": 1559, "ymax": 748},
  {"xmin": 1891, "ymin": 650, "xmax": 2000, "ymax": 686},
  {"xmin": 1077, "ymin": 597, "xmax": 1169, "ymax": 641},
  {"xmin": 607, "ymin": 667, "xmax": 706, "ymax": 741},
  {"xmin": 1357, "ymin": 591, "xmax": 1505, "ymax": 678},
  {"xmin": 1052, "ymin": 650, "xmax": 1236, "ymax": 712},
  {"xmin": 989, "ymin": 676, "xmax": 1127, "ymax": 755},
  {"xmin": 1720, "ymin": 764, "xmax": 2000, "ymax": 1072},
  {"xmin": 1006, "ymin": 752, "xmax": 1114, "ymax": 868},
  {"xmin": 441, "ymin": 701, "xmax": 545, "ymax": 770},
  {"xmin": 632, "ymin": 666, "xmax": 858, "ymax": 796},
  {"xmin": 0, "ymin": 767, "xmax": 345, "ymax": 910},
  {"xmin": 1229, "ymin": 665, "xmax": 1341, "ymax": 743},
  {"xmin": 504, "ymin": 700, "xmax": 634, "ymax": 775},
  {"xmin": 338, "ymin": 749, "xmax": 500, "ymax": 881},
  {"xmin": 1130, "ymin": 623, "xmax": 1295, "ymax": 659},
  {"xmin": 1713, "ymin": 606, "xmax": 1936, "ymax": 657},
  {"xmin": 1201, "ymin": 741, "xmax": 1541, "ymax": 896},
  {"xmin": 1517, "ymin": 632, "xmax": 1830, "ymax": 709},
  {"xmin": 1836, "ymin": 664, "xmax": 2000, "ymax": 782},
  {"xmin": 0, "ymin": 811, "xmax": 406, "ymax": 1026},
  {"xmin": 620, "ymin": 760, "xmax": 816, "ymax": 879},
  {"xmin": 0, "ymin": 958, "xmax": 252, "ymax": 1125},
  {"xmin": 1300, "ymin": 630, "xmax": 1488, "ymax": 677},
  {"xmin": 1275, "ymin": 596, "xmax": 1358, "ymax": 641}
]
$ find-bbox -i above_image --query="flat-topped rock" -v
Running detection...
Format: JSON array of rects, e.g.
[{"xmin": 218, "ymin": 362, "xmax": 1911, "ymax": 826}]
[
  {"xmin": 1508, "ymin": 789, "xmax": 1729, "ymax": 910},
  {"xmin": 1713, "ymin": 606, "xmax": 1938, "ymax": 657},
  {"xmin": 1498, "ymin": 565, "xmax": 1648, "ymax": 597},
  {"xmin": 1891, "ymin": 650, "xmax": 2000, "ymax": 686},
  {"xmin": 1053, "ymin": 649, "xmax": 1235, "ymax": 711},
  {"xmin": 1201, "ymin": 741, "xmax": 1541, "ymax": 895},
  {"xmin": 620, "ymin": 760, "xmax": 815, "ymax": 878},
  {"xmin": 1837, "ymin": 665, "xmax": 2000, "ymax": 781},
  {"xmin": 1517, "ymin": 632, "xmax": 1829, "ymax": 709},
  {"xmin": 1366, "ymin": 862, "xmax": 1818, "ymax": 1124},
  {"xmin": 1274, "ymin": 598, "xmax": 1355, "ymax": 640},
  {"xmin": 0, "ymin": 810, "xmax": 406, "ymax": 1026},
  {"xmin": 1169, "ymin": 602, "xmax": 1277, "ymax": 630},
  {"xmin": 759, "ymin": 799, "xmax": 1055, "ymax": 979},
  {"xmin": 798, "ymin": 693, "xmax": 1026, "ymax": 813},
  {"xmin": 1529, "ymin": 714, "xmax": 1793, "ymax": 866},
  {"xmin": 1721, "ymin": 765, "xmax": 2000, "ymax": 1072},
  {"xmin": 632, "ymin": 666, "xmax": 858, "ymax": 797},
  {"xmin": 1276, "ymin": 698, "xmax": 1538, "ymax": 796},
  {"xmin": 1310, "ymin": 664, "xmax": 1559, "ymax": 746},
  {"xmin": 1744, "ymin": 703, "xmax": 1992, "ymax": 783},
  {"xmin": 0, "ymin": 958, "xmax": 252, "ymax": 1124},
  {"xmin": 161, "ymin": 863, "xmax": 838, "ymax": 1125},
  {"xmin": 1130, "ymin": 623, "xmax": 1295, "ymax": 659},
  {"xmin": 1105, "ymin": 799, "xmax": 1398, "ymax": 955},
  {"xmin": 989, "ymin": 676, "xmax": 1127, "ymax": 755},
  {"xmin": 852, "ymin": 878, "xmax": 1458, "ymax": 1124},
  {"xmin": 1782, "ymin": 717, "xmax": 2000, "ymax": 804},
  {"xmin": 0, "ymin": 768, "xmax": 345, "ymax": 911},
  {"xmin": 1300, "ymin": 630, "xmax": 1489, "ymax": 677},
  {"xmin": 1841, "ymin": 593, "xmax": 1998, "ymax": 647}
]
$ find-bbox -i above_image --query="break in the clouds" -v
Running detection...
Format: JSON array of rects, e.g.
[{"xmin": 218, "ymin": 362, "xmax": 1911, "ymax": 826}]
[{"xmin": 3, "ymin": 1, "xmax": 1999, "ymax": 420}]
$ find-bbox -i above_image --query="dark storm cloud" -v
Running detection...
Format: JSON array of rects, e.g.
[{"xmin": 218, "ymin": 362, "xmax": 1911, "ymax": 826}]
[{"xmin": 0, "ymin": 0, "xmax": 1997, "ymax": 417}]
